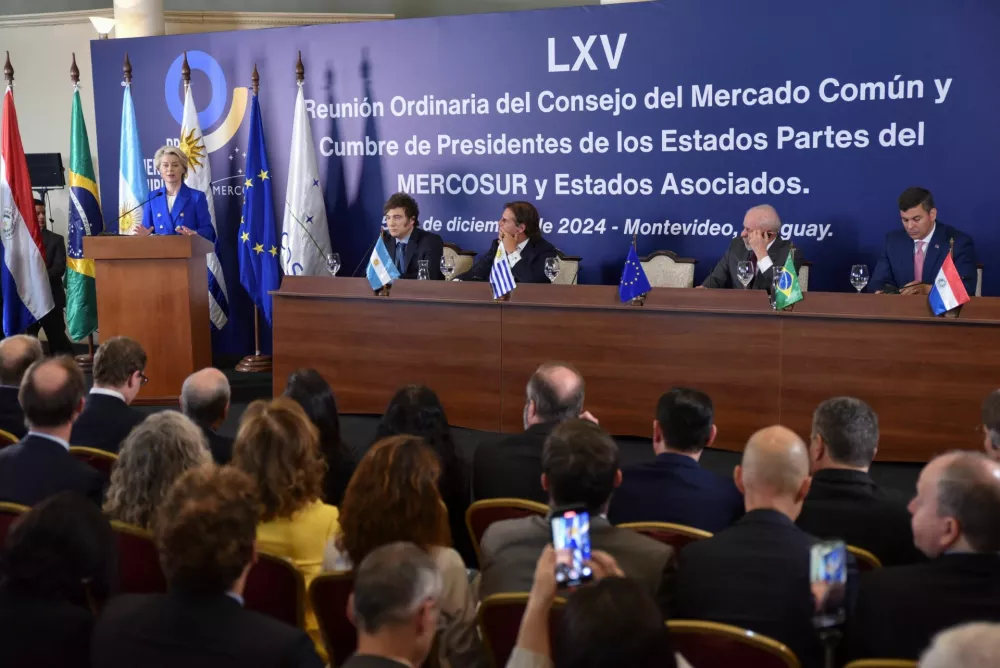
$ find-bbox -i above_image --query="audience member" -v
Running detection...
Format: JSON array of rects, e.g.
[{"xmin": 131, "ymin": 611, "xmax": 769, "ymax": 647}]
[
  {"xmin": 342, "ymin": 542, "xmax": 443, "ymax": 668},
  {"xmin": 231, "ymin": 397, "xmax": 339, "ymax": 659},
  {"xmin": 673, "ymin": 425, "xmax": 857, "ymax": 668},
  {"xmin": 474, "ymin": 362, "xmax": 587, "ymax": 503},
  {"xmin": 608, "ymin": 387, "xmax": 743, "ymax": 531},
  {"xmin": 326, "ymin": 435, "xmax": 486, "ymax": 668},
  {"xmin": 284, "ymin": 368, "xmax": 354, "ymax": 506},
  {"xmin": 796, "ymin": 397, "xmax": 923, "ymax": 566},
  {"xmin": 0, "ymin": 356, "xmax": 102, "ymax": 506},
  {"xmin": 374, "ymin": 384, "xmax": 475, "ymax": 566},
  {"xmin": 103, "ymin": 410, "xmax": 212, "ymax": 529},
  {"xmin": 70, "ymin": 336, "xmax": 147, "ymax": 454},
  {"xmin": 0, "ymin": 492, "xmax": 116, "ymax": 667},
  {"xmin": 0, "ymin": 335, "xmax": 42, "ymax": 438},
  {"xmin": 479, "ymin": 419, "xmax": 675, "ymax": 610},
  {"xmin": 981, "ymin": 390, "xmax": 1000, "ymax": 462},
  {"xmin": 920, "ymin": 623, "xmax": 1000, "ymax": 668},
  {"xmin": 91, "ymin": 465, "xmax": 323, "ymax": 668},
  {"xmin": 848, "ymin": 451, "xmax": 1000, "ymax": 660},
  {"xmin": 180, "ymin": 367, "xmax": 233, "ymax": 464}
]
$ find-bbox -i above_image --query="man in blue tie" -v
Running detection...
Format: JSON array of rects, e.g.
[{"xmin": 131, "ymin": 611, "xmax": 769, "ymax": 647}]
[{"xmin": 382, "ymin": 192, "xmax": 444, "ymax": 280}]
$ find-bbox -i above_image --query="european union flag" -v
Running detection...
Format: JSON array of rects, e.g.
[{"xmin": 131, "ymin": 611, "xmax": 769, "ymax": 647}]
[
  {"xmin": 238, "ymin": 94, "xmax": 281, "ymax": 325},
  {"xmin": 619, "ymin": 243, "xmax": 651, "ymax": 302}
]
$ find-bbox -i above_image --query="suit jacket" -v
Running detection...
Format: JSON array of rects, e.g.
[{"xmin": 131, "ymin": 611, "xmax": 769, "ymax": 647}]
[
  {"xmin": 0, "ymin": 589, "xmax": 95, "ymax": 667},
  {"xmin": 141, "ymin": 183, "xmax": 215, "ymax": 242},
  {"xmin": 796, "ymin": 469, "xmax": 924, "ymax": 567},
  {"xmin": 868, "ymin": 222, "xmax": 977, "ymax": 295},
  {"xmin": 384, "ymin": 227, "xmax": 444, "ymax": 280},
  {"xmin": 701, "ymin": 237, "xmax": 803, "ymax": 290},
  {"xmin": 41, "ymin": 228, "xmax": 67, "ymax": 308},
  {"xmin": 472, "ymin": 423, "xmax": 554, "ymax": 503},
  {"xmin": 848, "ymin": 553, "xmax": 1000, "ymax": 660},
  {"xmin": 0, "ymin": 385, "xmax": 26, "ymax": 439},
  {"xmin": 456, "ymin": 237, "xmax": 559, "ymax": 284},
  {"xmin": 608, "ymin": 452, "xmax": 744, "ymax": 532},
  {"xmin": 198, "ymin": 423, "xmax": 234, "ymax": 465},
  {"xmin": 479, "ymin": 514, "xmax": 676, "ymax": 612},
  {"xmin": 0, "ymin": 434, "xmax": 103, "ymax": 506},
  {"xmin": 673, "ymin": 509, "xmax": 858, "ymax": 668},
  {"xmin": 92, "ymin": 591, "xmax": 323, "ymax": 668},
  {"xmin": 70, "ymin": 392, "xmax": 145, "ymax": 455}
]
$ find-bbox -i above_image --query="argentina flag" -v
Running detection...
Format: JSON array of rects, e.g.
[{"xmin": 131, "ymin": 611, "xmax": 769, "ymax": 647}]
[
  {"xmin": 366, "ymin": 234, "xmax": 399, "ymax": 290},
  {"xmin": 490, "ymin": 243, "xmax": 516, "ymax": 299},
  {"xmin": 118, "ymin": 75, "xmax": 147, "ymax": 235}
]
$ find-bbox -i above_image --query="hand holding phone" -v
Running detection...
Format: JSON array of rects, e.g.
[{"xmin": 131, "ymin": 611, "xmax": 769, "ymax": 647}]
[
  {"xmin": 550, "ymin": 505, "xmax": 594, "ymax": 588},
  {"xmin": 810, "ymin": 540, "xmax": 847, "ymax": 628}
]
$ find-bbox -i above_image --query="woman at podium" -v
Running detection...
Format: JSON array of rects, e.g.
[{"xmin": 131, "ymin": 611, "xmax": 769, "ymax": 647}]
[{"xmin": 134, "ymin": 145, "xmax": 215, "ymax": 241}]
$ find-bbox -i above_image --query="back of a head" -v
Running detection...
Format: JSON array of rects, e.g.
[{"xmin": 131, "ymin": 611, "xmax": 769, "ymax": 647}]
[
  {"xmin": 811, "ymin": 397, "xmax": 879, "ymax": 468},
  {"xmin": 104, "ymin": 411, "xmax": 212, "ymax": 529},
  {"xmin": 542, "ymin": 419, "xmax": 619, "ymax": 513},
  {"xmin": 656, "ymin": 388, "xmax": 714, "ymax": 453},
  {"xmin": 920, "ymin": 622, "xmax": 1000, "ymax": 668},
  {"xmin": 527, "ymin": 362, "xmax": 585, "ymax": 424},
  {"xmin": 180, "ymin": 368, "xmax": 231, "ymax": 426},
  {"xmin": 0, "ymin": 335, "xmax": 43, "ymax": 386},
  {"xmin": 981, "ymin": 390, "xmax": 1000, "ymax": 455},
  {"xmin": 0, "ymin": 492, "xmax": 116, "ymax": 607},
  {"xmin": 155, "ymin": 465, "xmax": 259, "ymax": 595},
  {"xmin": 556, "ymin": 577, "xmax": 676, "ymax": 668},
  {"xmin": 935, "ymin": 451, "xmax": 1000, "ymax": 553},
  {"xmin": 93, "ymin": 336, "xmax": 146, "ymax": 388},
  {"xmin": 740, "ymin": 425, "xmax": 810, "ymax": 500},
  {"xmin": 283, "ymin": 368, "xmax": 342, "ymax": 451},
  {"xmin": 351, "ymin": 541, "xmax": 442, "ymax": 634},
  {"xmin": 18, "ymin": 356, "xmax": 86, "ymax": 429}
]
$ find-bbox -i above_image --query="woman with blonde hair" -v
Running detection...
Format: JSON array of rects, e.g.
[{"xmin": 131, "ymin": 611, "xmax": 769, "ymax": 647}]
[
  {"xmin": 133, "ymin": 144, "xmax": 214, "ymax": 239},
  {"xmin": 104, "ymin": 410, "xmax": 212, "ymax": 530},
  {"xmin": 325, "ymin": 435, "xmax": 487, "ymax": 668}
]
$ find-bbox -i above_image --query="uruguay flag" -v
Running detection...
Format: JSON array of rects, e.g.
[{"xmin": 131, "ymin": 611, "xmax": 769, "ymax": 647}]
[
  {"xmin": 490, "ymin": 243, "xmax": 517, "ymax": 299},
  {"xmin": 0, "ymin": 85, "xmax": 54, "ymax": 335},
  {"xmin": 118, "ymin": 81, "xmax": 148, "ymax": 235},
  {"xmin": 929, "ymin": 252, "xmax": 971, "ymax": 315},
  {"xmin": 366, "ymin": 234, "xmax": 399, "ymax": 290}
]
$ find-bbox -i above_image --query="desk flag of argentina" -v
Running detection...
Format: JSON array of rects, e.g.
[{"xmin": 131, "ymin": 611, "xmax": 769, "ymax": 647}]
[
  {"xmin": 366, "ymin": 234, "xmax": 400, "ymax": 290},
  {"xmin": 490, "ymin": 243, "xmax": 516, "ymax": 298},
  {"xmin": 619, "ymin": 243, "xmax": 651, "ymax": 302}
]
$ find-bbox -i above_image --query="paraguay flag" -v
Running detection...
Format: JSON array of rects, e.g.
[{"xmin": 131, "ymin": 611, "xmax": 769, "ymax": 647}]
[
  {"xmin": 0, "ymin": 85, "xmax": 54, "ymax": 335},
  {"xmin": 489, "ymin": 242, "xmax": 517, "ymax": 299},
  {"xmin": 366, "ymin": 234, "xmax": 399, "ymax": 290},
  {"xmin": 929, "ymin": 252, "xmax": 970, "ymax": 315}
]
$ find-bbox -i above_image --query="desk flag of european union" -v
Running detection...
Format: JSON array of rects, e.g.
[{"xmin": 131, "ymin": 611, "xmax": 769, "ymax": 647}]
[
  {"xmin": 619, "ymin": 242, "xmax": 651, "ymax": 302},
  {"xmin": 238, "ymin": 93, "xmax": 281, "ymax": 325}
]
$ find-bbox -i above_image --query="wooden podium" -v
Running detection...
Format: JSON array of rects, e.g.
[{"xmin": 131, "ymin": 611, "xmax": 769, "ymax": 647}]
[{"xmin": 84, "ymin": 235, "xmax": 213, "ymax": 404}]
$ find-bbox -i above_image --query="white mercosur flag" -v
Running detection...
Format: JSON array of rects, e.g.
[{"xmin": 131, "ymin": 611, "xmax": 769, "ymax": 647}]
[{"xmin": 281, "ymin": 83, "xmax": 332, "ymax": 276}]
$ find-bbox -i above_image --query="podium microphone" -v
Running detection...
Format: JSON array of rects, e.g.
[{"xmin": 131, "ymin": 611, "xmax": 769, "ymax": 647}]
[
  {"xmin": 351, "ymin": 227, "xmax": 388, "ymax": 277},
  {"xmin": 116, "ymin": 191, "xmax": 164, "ymax": 223}
]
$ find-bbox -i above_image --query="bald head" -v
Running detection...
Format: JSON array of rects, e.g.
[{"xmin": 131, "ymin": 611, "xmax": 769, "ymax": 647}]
[
  {"xmin": 525, "ymin": 362, "xmax": 585, "ymax": 427},
  {"xmin": 0, "ymin": 335, "xmax": 43, "ymax": 386},
  {"xmin": 739, "ymin": 425, "xmax": 810, "ymax": 500},
  {"xmin": 744, "ymin": 205, "xmax": 781, "ymax": 234},
  {"xmin": 921, "ymin": 622, "xmax": 1000, "ymax": 668},
  {"xmin": 18, "ymin": 356, "xmax": 86, "ymax": 429},
  {"xmin": 180, "ymin": 367, "xmax": 231, "ymax": 428}
]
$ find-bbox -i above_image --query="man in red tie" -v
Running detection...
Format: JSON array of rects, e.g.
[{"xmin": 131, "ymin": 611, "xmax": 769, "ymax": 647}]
[{"xmin": 701, "ymin": 204, "xmax": 802, "ymax": 290}]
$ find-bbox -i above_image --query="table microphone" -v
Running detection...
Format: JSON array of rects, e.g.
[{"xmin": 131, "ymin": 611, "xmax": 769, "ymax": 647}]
[
  {"xmin": 115, "ymin": 191, "xmax": 164, "ymax": 224},
  {"xmin": 351, "ymin": 228, "xmax": 388, "ymax": 277}
]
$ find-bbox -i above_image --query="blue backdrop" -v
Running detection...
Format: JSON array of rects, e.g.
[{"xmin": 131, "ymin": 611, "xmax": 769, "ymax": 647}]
[{"xmin": 90, "ymin": 0, "xmax": 1000, "ymax": 356}]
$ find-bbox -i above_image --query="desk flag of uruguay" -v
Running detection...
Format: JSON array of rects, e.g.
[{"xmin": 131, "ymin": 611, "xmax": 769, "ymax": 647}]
[
  {"xmin": 929, "ymin": 251, "xmax": 970, "ymax": 315},
  {"xmin": 619, "ymin": 243, "xmax": 651, "ymax": 302},
  {"xmin": 118, "ymin": 80, "xmax": 147, "ymax": 235},
  {"xmin": 366, "ymin": 234, "xmax": 399, "ymax": 290},
  {"xmin": 490, "ymin": 242, "xmax": 517, "ymax": 299},
  {"xmin": 1, "ymin": 84, "xmax": 54, "ymax": 335}
]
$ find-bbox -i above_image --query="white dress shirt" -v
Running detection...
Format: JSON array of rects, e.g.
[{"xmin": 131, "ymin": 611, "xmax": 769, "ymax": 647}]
[
  {"xmin": 754, "ymin": 238, "xmax": 778, "ymax": 274},
  {"xmin": 506, "ymin": 238, "xmax": 530, "ymax": 268},
  {"xmin": 915, "ymin": 223, "xmax": 936, "ymax": 255}
]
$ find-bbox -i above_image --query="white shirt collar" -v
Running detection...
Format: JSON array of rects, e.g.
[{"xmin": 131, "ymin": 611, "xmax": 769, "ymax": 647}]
[
  {"xmin": 917, "ymin": 223, "xmax": 936, "ymax": 247},
  {"xmin": 27, "ymin": 431, "xmax": 70, "ymax": 451},
  {"xmin": 397, "ymin": 230, "xmax": 413, "ymax": 245},
  {"xmin": 90, "ymin": 387, "xmax": 126, "ymax": 403},
  {"xmin": 517, "ymin": 238, "xmax": 529, "ymax": 252}
]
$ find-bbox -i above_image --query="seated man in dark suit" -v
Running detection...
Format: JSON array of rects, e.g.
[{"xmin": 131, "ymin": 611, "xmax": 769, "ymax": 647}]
[
  {"xmin": 700, "ymin": 204, "xmax": 802, "ymax": 290},
  {"xmin": 479, "ymin": 419, "xmax": 676, "ymax": 610},
  {"xmin": 609, "ymin": 387, "xmax": 743, "ymax": 532},
  {"xmin": 180, "ymin": 367, "xmax": 234, "ymax": 464},
  {"xmin": 797, "ymin": 397, "xmax": 923, "ymax": 566},
  {"xmin": 91, "ymin": 465, "xmax": 323, "ymax": 668},
  {"xmin": 869, "ymin": 187, "xmax": 977, "ymax": 296},
  {"xmin": 673, "ymin": 425, "xmax": 858, "ymax": 668},
  {"xmin": 848, "ymin": 451, "xmax": 1000, "ymax": 661},
  {"xmin": 0, "ymin": 335, "xmax": 43, "ymax": 439},
  {"xmin": 70, "ymin": 336, "xmax": 147, "ymax": 454},
  {"xmin": 981, "ymin": 389, "xmax": 1000, "ymax": 463},
  {"xmin": 473, "ymin": 361, "xmax": 587, "ymax": 503},
  {"xmin": 27, "ymin": 198, "xmax": 73, "ymax": 354},
  {"xmin": 341, "ymin": 542, "xmax": 442, "ymax": 668},
  {"xmin": 382, "ymin": 192, "xmax": 444, "ymax": 280},
  {"xmin": 0, "ymin": 356, "xmax": 103, "ymax": 506},
  {"xmin": 454, "ymin": 201, "xmax": 559, "ymax": 283}
]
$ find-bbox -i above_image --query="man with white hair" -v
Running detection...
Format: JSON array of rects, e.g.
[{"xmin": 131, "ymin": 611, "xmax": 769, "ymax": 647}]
[
  {"xmin": 700, "ymin": 204, "xmax": 803, "ymax": 290},
  {"xmin": 920, "ymin": 623, "xmax": 1000, "ymax": 668}
]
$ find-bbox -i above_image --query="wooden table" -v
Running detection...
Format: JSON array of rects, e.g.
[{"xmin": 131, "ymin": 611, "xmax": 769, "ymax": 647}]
[{"xmin": 272, "ymin": 278, "xmax": 1000, "ymax": 462}]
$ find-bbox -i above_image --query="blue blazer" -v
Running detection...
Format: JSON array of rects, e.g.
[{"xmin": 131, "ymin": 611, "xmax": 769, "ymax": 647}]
[
  {"xmin": 868, "ymin": 222, "xmax": 976, "ymax": 295},
  {"xmin": 141, "ymin": 183, "xmax": 215, "ymax": 242}
]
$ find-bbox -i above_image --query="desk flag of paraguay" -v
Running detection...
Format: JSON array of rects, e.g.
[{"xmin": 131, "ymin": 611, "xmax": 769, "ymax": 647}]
[
  {"xmin": 490, "ymin": 242, "xmax": 516, "ymax": 299},
  {"xmin": 366, "ymin": 234, "xmax": 399, "ymax": 290},
  {"xmin": 929, "ymin": 251, "xmax": 970, "ymax": 315}
]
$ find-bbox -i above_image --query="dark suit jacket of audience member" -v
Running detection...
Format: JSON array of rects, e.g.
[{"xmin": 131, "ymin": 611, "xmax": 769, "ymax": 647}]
[
  {"xmin": 456, "ymin": 236, "xmax": 560, "ymax": 284},
  {"xmin": 41, "ymin": 228, "xmax": 68, "ymax": 308},
  {"xmin": 608, "ymin": 452, "xmax": 745, "ymax": 532},
  {"xmin": 70, "ymin": 392, "xmax": 145, "ymax": 455},
  {"xmin": 673, "ymin": 509, "xmax": 858, "ymax": 668},
  {"xmin": 0, "ymin": 589, "xmax": 94, "ymax": 667},
  {"xmin": 479, "ymin": 515, "xmax": 676, "ymax": 612},
  {"xmin": 0, "ymin": 434, "xmax": 103, "ymax": 506},
  {"xmin": 384, "ymin": 227, "xmax": 445, "ymax": 280},
  {"xmin": 472, "ymin": 422, "xmax": 554, "ymax": 503},
  {"xmin": 198, "ymin": 423, "xmax": 234, "ymax": 465},
  {"xmin": 0, "ymin": 385, "xmax": 26, "ymax": 439},
  {"xmin": 848, "ymin": 553, "xmax": 1000, "ymax": 660},
  {"xmin": 796, "ymin": 468, "xmax": 924, "ymax": 567},
  {"xmin": 91, "ymin": 590, "xmax": 323, "ymax": 668},
  {"xmin": 701, "ymin": 236, "xmax": 802, "ymax": 290}
]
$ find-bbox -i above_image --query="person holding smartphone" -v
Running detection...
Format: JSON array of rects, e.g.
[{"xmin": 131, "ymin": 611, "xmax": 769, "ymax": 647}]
[{"xmin": 699, "ymin": 204, "xmax": 802, "ymax": 290}]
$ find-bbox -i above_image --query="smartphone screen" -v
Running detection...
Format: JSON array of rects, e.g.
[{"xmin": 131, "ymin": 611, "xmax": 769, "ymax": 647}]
[
  {"xmin": 810, "ymin": 540, "xmax": 847, "ymax": 628},
  {"xmin": 550, "ymin": 506, "xmax": 593, "ymax": 588}
]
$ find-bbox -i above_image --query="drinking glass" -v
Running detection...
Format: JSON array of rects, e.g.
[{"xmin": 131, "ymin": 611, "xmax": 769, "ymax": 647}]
[
  {"xmin": 325, "ymin": 252, "xmax": 341, "ymax": 277},
  {"xmin": 440, "ymin": 255, "xmax": 455, "ymax": 280},
  {"xmin": 736, "ymin": 260, "xmax": 753, "ymax": 289},
  {"xmin": 417, "ymin": 259, "xmax": 430, "ymax": 280},
  {"xmin": 770, "ymin": 269, "xmax": 784, "ymax": 310},
  {"xmin": 544, "ymin": 257, "xmax": 561, "ymax": 282},
  {"xmin": 850, "ymin": 264, "xmax": 869, "ymax": 293}
]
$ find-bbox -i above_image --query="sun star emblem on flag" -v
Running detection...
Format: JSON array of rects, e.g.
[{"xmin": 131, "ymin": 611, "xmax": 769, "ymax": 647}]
[{"xmin": 180, "ymin": 127, "xmax": 206, "ymax": 171}]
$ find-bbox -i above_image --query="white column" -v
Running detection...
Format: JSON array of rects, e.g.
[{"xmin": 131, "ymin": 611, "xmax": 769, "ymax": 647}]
[{"xmin": 113, "ymin": 0, "xmax": 165, "ymax": 38}]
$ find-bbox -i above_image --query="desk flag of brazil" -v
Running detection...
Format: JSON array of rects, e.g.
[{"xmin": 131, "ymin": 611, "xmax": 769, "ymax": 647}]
[{"xmin": 775, "ymin": 252, "xmax": 803, "ymax": 310}]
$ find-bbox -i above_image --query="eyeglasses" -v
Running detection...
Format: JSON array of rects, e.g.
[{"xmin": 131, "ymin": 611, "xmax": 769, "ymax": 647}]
[{"xmin": 138, "ymin": 372, "xmax": 149, "ymax": 386}]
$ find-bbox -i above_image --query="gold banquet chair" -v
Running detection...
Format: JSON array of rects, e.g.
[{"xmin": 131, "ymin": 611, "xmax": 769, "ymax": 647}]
[
  {"xmin": 442, "ymin": 242, "xmax": 477, "ymax": 280},
  {"xmin": 551, "ymin": 251, "xmax": 581, "ymax": 285},
  {"xmin": 843, "ymin": 661, "xmax": 918, "ymax": 668},
  {"xmin": 668, "ymin": 620, "xmax": 800, "ymax": 668},
  {"xmin": 639, "ymin": 250, "xmax": 698, "ymax": 288},
  {"xmin": 798, "ymin": 260, "xmax": 811, "ymax": 293}
]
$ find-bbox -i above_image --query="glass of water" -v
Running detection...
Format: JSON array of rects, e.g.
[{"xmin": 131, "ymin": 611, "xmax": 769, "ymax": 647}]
[
  {"xmin": 736, "ymin": 260, "xmax": 754, "ymax": 289},
  {"xmin": 325, "ymin": 252, "xmax": 341, "ymax": 277},
  {"xmin": 440, "ymin": 254, "xmax": 455, "ymax": 280},
  {"xmin": 850, "ymin": 264, "xmax": 869, "ymax": 293},
  {"xmin": 770, "ymin": 269, "xmax": 784, "ymax": 310},
  {"xmin": 417, "ymin": 259, "xmax": 430, "ymax": 280},
  {"xmin": 544, "ymin": 257, "xmax": 561, "ymax": 282}
]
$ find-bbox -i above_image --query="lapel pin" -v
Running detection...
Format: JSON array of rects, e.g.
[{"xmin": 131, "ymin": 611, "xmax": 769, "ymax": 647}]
[
  {"xmin": 157, "ymin": 213, "xmax": 161, "ymax": 217},
  {"xmin": 180, "ymin": 212, "xmax": 184, "ymax": 217}
]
